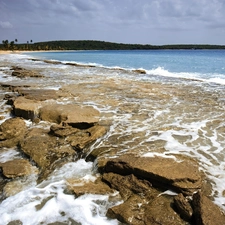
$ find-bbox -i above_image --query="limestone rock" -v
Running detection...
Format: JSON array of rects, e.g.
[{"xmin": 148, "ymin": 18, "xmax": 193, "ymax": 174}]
[
  {"xmin": 99, "ymin": 154, "xmax": 202, "ymax": 194},
  {"xmin": 132, "ymin": 69, "xmax": 146, "ymax": 74},
  {"xmin": 107, "ymin": 194, "xmax": 147, "ymax": 225},
  {"xmin": 102, "ymin": 173, "xmax": 153, "ymax": 200},
  {"xmin": 20, "ymin": 128, "xmax": 76, "ymax": 172},
  {"xmin": 144, "ymin": 195, "xmax": 187, "ymax": 225},
  {"xmin": 0, "ymin": 159, "xmax": 38, "ymax": 178},
  {"xmin": 13, "ymin": 96, "xmax": 41, "ymax": 120},
  {"xmin": 67, "ymin": 125, "xmax": 107, "ymax": 152},
  {"xmin": 16, "ymin": 89, "xmax": 65, "ymax": 101},
  {"xmin": 50, "ymin": 124, "xmax": 80, "ymax": 137},
  {"xmin": 0, "ymin": 117, "xmax": 27, "ymax": 147},
  {"xmin": 11, "ymin": 66, "xmax": 43, "ymax": 78},
  {"xmin": 39, "ymin": 104, "xmax": 100, "ymax": 127},
  {"xmin": 192, "ymin": 191, "xmax": 225, "ymax": 225},
  {"xmin": 174, "ymin": 193, "xmax": 193, "ymax": 221},
  {"xmin": 67, "ymin": 178, "xmax": 114, "ymax": 197}
]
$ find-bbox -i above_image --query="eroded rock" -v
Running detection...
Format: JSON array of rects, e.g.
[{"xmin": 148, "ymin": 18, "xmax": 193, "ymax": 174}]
[
  {"xmin": 192, "ymin": 191, "xmax": 225, "ymax": 225},
  {"xmin": 20, "ymin": 128, "xmax": 76, "ymax": 175},
  {"xmin": 174, "ymin": 193, "xmax": 193, "ymax": 221},
  {"xmin": 13, "ymin": 96, "xmax": 41, "ymax": 120},
  {"xmin": 0, "ymin": 117, "xmax": 27, "ymax": 147},
  {"xmin": 39, "ymin": 104, "xmax": 100, "ymax": 127},
  {"xmin": 99, "ymin": 154, "xmax": 202, "ymax": 194},
  {"xmin": 11, "ymin": 66, "xmax": 43, "ymax": 78},
  {"xmin": 0, "ymin": 159, "xmax": 38, "ymax": 178},
  {"xmin": 16, "ymin": 89, "xmax": 66, "ymax": 101},
  {"xmin": 102, "ymin": 173, "xmax": 153, "ymax": 200},
  {"xmin": 67, "ymin": 125, "xmax": 107, "ymax": 152},
  {"xmin": 67, "ymin": 177, "xmax": 114, "ymax": 197}
]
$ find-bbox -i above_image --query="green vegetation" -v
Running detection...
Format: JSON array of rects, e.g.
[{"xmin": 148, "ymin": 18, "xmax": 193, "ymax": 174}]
[{"xmin": 1, "ymin": 40, "xmax": 225, "ymax": 51}]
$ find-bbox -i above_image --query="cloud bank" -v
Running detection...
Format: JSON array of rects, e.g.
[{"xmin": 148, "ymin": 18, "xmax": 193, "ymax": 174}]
[{"xmin": 0, "ymin": 0, "xmax": 225, "ymax": 44}]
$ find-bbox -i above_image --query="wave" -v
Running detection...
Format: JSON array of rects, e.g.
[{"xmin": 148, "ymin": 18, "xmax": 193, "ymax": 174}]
[{"xmin": 13, "ymin": 53, "xmax": 225, "ymax": 86}]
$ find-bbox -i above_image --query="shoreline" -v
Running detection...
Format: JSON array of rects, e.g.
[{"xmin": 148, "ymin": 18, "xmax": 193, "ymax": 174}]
[{"xmin": 0, "ymin": 53, "xmax": 225, "ymax": 224}]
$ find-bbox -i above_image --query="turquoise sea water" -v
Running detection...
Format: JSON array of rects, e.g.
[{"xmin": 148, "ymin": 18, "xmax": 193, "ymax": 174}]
[
  {"xmin": 26, "ymin": 50, "xmax": 225, "ymax": 84},
  {"xmin": 1, "ymin": 50, "xmax": 225, "ymax": 224}
]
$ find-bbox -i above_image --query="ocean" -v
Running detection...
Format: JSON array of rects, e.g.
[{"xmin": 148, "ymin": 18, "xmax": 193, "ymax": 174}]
[{"xmin": 0, "ymin": 50, "xmax": 225, "ymax": 224}]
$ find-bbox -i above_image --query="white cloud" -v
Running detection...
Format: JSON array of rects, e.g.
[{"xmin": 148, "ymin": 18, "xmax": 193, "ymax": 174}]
[{"xmin": 0, "ymin": 21, "xmax": 13, "ymax": 29}]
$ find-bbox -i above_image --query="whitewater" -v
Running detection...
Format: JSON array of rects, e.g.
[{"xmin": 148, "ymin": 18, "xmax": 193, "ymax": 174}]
[{"xmin": 0, "ymin": 50, "xmax": 225, "ymax": 224}]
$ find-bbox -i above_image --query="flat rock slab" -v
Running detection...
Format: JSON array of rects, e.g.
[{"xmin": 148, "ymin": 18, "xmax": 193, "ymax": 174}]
[
  {"xmin": 17, "ymin": 89, "xmax": 66, "ymax": 101},
  {"xmin": 99, "ymin": 154, "xmax": 202, "ymax": 194},
  {"xmin": 13, "ymin": 96, "xmax": 42, "ymax": 120},
  {"xmin": 11, "ymin": 66, "xmax": 43, "ymax": 78},
  {"xmin": 39, "ymin": 104, "xmax": 100, "ymax": 127},
  {"xmin": 0, "ymin": 159, "xmax": 38, "ymax": 178}
]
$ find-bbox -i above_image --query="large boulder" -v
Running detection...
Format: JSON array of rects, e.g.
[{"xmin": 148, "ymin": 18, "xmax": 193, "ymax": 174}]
[
  {"xmin": 99, "ymin": 154, "xmax": 202, "ymax": 194},
  {"xmin": 192, "ymin": 191, "xmax": 225, "ymax": 225},
  {"xmin": 0, "ymin": 159, "xmax": 38, "ymax": 178},
  {"xmin": 39, "ymin": 104, "xmax": 100, "ymax": 128},
  {"xmin": 13, "ymin": 96, "xmax": 41, "ymax": 120},
  {"xmin": 0, "ymin": 117, "xmax": 27, "ymax": 147}
]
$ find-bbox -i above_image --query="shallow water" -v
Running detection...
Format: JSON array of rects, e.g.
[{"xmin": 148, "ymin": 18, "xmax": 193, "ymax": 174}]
[{"xmin": 0, "ymin": 52, "xmax": 225, "ymax": 224}]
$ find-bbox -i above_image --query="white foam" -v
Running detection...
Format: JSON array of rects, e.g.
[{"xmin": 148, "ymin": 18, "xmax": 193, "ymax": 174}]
[
  {"xmin": 0, "ymin": 160, "xmax": 121, "ymax": 225},
  {"xmin": 0, "ymin": 148, "xmax": 21, "ymax": 163}
]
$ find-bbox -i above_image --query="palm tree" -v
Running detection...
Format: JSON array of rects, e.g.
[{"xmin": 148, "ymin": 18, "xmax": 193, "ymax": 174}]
[
  {"xmin": 2, "ymin": 40, "xmax": 9, "ymax": 50},
  {"xmin": 10, "ymin": 41, "xmax": 15, "ymax": 51}
]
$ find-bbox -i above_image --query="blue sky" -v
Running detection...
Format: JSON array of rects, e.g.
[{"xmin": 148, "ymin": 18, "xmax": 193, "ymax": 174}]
[{"xmin": 0, "ymin": 0, "xmax": 225, "ymax": 45}]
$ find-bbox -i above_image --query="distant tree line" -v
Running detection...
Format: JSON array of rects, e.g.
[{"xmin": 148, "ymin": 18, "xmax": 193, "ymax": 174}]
[
  {"xmin": 1, "ymin": 39, "xmax": 33, "ymax": 51},
  {"xmin": 1, "ymin": 40, "xmax": 225, "ymax": 51}
]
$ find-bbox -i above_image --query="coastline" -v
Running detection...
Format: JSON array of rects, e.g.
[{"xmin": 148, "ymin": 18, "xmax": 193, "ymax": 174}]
[{"xmin": 0, "ymin": 52, "xmax": 225, "ymax": 224}]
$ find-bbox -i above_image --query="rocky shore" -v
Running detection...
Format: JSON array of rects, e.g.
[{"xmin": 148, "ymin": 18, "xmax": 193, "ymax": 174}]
[{"xmin": 0, "ymin": 63, "xmax": 225, "ymax": 225}]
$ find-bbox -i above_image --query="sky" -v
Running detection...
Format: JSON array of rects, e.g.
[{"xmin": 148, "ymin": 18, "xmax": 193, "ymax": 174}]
[{"xmin": 0, "ymin": 0, "xmax": 225, "ymax": 45}]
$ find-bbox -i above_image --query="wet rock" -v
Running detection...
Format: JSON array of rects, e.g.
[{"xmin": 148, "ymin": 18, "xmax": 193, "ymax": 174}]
[
  {"xmin": 0, "ymin": 117, "xmax": 27, "ymax": 148},
  {"xmin": 4, "ymin": 93, "xmax": 17, "ymax": 105},
  {"xmin": 11, "ymin": 66, "xmax": 44, "ymax": 78},
  {"xmin": 99, "ymin": 154, "xmax": 202, "ymax": 194},
  {"xmin": 39, "ymin": 104, "xmax": 100, "ymax": 127},
  {"xmin": 16, "ymin": 89, "xmax": 66, "ymax": 101},
  {"xmin": 50, "ymin": 124, "xmax": 80, "ymax": 137},
  {"xmin": 0, "ymin": 159, "xmax": 38, "ymax": 178},
  {"xmin": 192, "ymin": 191, "xmax": 225, "ymax": 225},
  {"xmin": 107, "ymin": 194, "xmax": 148, "ymax": 225},
  {"xmin": 102, "ymin": 173, "xmax": 153, "ymax": 200},
  {"xmin": 107, "ymin": 193, "xmax": 187, "ymax": 225},
  {"xmin": 132, "ymin": 69, "xmax": 146, "ymax": 74},
  {"xmin": 86, "ymin": 146, "xmax": 109, "ymax": 162},
  {"xmin": 174, "ymin": 193, "xmax": 193, "ymax": 221},
  {"xmin": 67, "ymin": 177, "xmax": 114, "ymax": 197},
  {"xmin": 20, "ymin": 128, "xmax": 76, "ymax": 176},
  {"xmin": 43, "ymin": 59, "xmax": 62, "ymax": 65},
  {"xmin": 0, "ymin": 82, "xmax": 31, "ymax": 92},
  {"xmin": 67, "ymin": 125, "xmax": 107, "ymax": 152},
  {"xmin": 50, "ymin": 124, "xmax": 107, "ymax": 155},
  {"xmin": 144, "ymin": 195, "xmax": 187, "ymax": 225},
  {"xmin": 7, "ymin": 220, "xmax": 23, "ymax": 225},
  {"xmin": 13, "ymin": 96, "xmax": 41, "ymax": 120}
]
